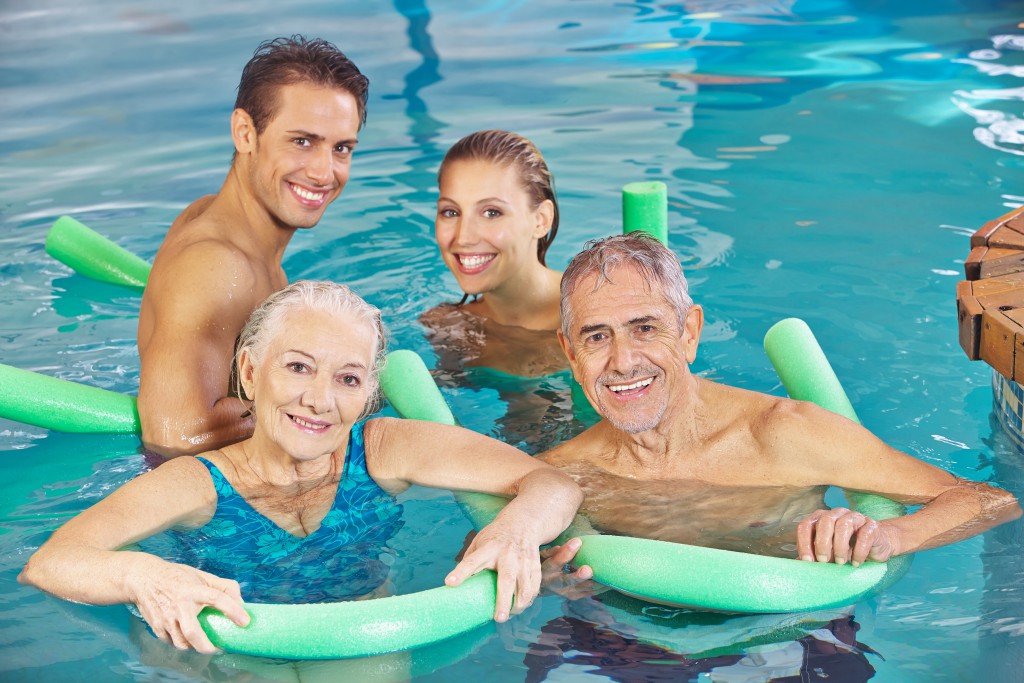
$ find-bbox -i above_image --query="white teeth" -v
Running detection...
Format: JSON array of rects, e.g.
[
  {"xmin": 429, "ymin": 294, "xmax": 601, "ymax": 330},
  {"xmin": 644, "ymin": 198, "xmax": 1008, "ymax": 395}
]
[
  {"xmin": 458, "ymin": 254, "xmax": 495, "ymax": 268},
  {"xmin": 292, "ymin": 416, "xmax": 326, "ymax": 430},
  {"xmin": 608, "ymin": 378, "xmax": 653, "ymax": 392},
  {"xmin": 291, "ymin": 184, "xmax": 325, "ymax": 201}
]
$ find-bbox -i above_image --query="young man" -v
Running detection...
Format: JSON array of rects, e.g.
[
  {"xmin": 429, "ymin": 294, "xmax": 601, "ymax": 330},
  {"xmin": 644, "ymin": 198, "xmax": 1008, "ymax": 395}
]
[{"xmin": 137, "ymin": 36, "xmax": 368, "ymax": 457}]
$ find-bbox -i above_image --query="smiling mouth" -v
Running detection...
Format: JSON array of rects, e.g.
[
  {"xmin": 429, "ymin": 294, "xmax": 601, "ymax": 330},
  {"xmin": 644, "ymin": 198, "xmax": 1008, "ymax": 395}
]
[
  {"xmin": 456, "ymin": 253, "xmax": 496, "ymax": 273},
  {"xmin": 289, "ymin": 182, "xmax": 328, "ymax": 206},
  {"xmin": 607, "ymin": 377, "xmax": 654, "ymax": 394},
  {"xmin": 289, "ymin": 414, "xmax": 329, "ymax": 431}
]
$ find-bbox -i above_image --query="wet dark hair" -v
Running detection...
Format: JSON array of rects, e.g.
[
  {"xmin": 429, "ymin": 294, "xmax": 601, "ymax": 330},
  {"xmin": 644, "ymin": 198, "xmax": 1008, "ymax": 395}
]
[
  {"xmin": 438, "ymin": 129, "xmax": 559, "ymax": 266},
  {"xmin": 234, "ymin": 35, "xmax": 369, "ymax": 135}
]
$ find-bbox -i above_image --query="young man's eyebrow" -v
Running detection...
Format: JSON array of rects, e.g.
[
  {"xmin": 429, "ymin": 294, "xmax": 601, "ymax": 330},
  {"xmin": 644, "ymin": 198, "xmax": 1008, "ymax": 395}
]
[{"xmin": 286, "ymin": 129, "xmax": 324, "ymax": 141}]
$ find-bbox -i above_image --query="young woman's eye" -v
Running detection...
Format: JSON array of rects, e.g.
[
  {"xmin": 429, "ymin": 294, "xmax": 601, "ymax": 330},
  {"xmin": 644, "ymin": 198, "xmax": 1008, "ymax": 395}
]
[
  {"xmin": 482, "ymin": 208, "xmax": 502, "ymax": 219},
  {"xmin": 438, "ymin": 207, "xmax": 459, "ymax": 219}
]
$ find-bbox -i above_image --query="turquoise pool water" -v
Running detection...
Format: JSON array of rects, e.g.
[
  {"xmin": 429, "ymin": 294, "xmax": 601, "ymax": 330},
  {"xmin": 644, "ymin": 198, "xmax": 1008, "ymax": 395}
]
[{"xmin": 3, "ymin": 1, "xmax": 1024, "ymax": 680}]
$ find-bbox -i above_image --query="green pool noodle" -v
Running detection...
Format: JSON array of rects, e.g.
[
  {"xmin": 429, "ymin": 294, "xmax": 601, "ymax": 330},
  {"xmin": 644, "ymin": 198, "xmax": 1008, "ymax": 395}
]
[
  {"xmin": 564, "ymin": 317, "xmax": 910, "ymax": 613},
  {"xmin": 763, "ymin": 317, "xmax": 859, "ymax": 424},
  {"xmin": 763, "ymin": 317, "xmax": 906, "ymax": 521},
  {"xmin": 45, "ymin": 215, "xmax": 151, "ymax": 291},
  {"xmin": 622, "ymin": 181, "xmax": 668, "ymax": 245},
  {"xmin": 0, "ymin": 363, "xmax": 140, "ymax": 434},
  {"xmin": 199, "ymin": 571, "xmax": 497, "ymax": 660},
  {"xmin": 379, "ymin": 350, "xmax": 456, "ymax": 425}
]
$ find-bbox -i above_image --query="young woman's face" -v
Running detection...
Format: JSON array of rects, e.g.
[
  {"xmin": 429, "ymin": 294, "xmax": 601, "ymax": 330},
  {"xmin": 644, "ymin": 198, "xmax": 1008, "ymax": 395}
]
[{"xmin": 435, "ymin": 159, "xmax": 551, "ymax": 296}]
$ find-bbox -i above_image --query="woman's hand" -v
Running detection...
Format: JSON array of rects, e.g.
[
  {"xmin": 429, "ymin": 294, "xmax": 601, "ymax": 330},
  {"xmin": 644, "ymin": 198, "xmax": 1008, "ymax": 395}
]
[
  {"xmin": 444, "ymin": 522, "xmax": 543, "ymax": 623},
  {"xmin": 796, "ymin": 507, "xmax": 899, "ymax": 567},
  {"xmin": 126, "ymin": 554, "xmax": 250, "ymax": 654}
]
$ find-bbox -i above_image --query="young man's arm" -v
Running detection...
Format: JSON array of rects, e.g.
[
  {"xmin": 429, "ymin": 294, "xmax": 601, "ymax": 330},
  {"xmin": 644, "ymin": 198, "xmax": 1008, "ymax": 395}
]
[{"xmin": 137, "ymin": 242, "xmax": 259, "ymax": 457}]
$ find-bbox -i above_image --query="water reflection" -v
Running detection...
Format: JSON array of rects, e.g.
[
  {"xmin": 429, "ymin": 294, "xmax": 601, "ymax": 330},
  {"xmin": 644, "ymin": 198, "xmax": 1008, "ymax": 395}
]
[{"xmin": 518, "ymin": 592, "xmax": 879, "ymax": 682}]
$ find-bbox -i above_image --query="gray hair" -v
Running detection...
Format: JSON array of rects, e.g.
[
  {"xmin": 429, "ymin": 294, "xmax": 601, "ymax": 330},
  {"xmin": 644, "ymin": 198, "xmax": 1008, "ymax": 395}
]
[
  {"xmin": 560, "ymin": 233, "xmax": 693, "ymax": 343},
  {"xmin": 236, "ymin": 280, "xmax": 387, "ymax": 419}
]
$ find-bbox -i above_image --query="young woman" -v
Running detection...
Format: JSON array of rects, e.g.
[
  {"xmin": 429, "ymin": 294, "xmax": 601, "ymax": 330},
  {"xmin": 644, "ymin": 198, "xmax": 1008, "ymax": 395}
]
[
  {"xmin": 20, "ymin": 280, "xmax": 582, "ymax": 654},
  {"xmin": 422, "ymin": 130, "xmax": 567, "ymax": 378}
]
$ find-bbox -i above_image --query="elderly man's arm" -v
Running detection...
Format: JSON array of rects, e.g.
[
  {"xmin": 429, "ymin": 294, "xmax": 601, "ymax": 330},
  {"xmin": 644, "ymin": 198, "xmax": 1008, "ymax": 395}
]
[
  {"xmin": 138, "ymin": 244, "xmax": 257, "ymax": 457},
  {"xmin": 18, "ymin": 457, "xmax": 249, "ymax": 653},
  {"xmin": 774, "ymin": 401, "xmax": 1022, "ymax": 566}
]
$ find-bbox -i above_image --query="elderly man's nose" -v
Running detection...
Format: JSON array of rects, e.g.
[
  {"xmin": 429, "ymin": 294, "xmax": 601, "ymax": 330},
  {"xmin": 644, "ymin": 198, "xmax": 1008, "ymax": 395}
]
[{"xmin": 608, "ymin": 336, "xmax": 638, "ymax": 371}]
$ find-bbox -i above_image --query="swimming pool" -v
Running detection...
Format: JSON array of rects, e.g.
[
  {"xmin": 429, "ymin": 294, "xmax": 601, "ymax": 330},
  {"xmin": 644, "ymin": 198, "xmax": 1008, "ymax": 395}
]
[{"xmin": 3, "ymin": 0, "xmax": 1023, "ymax": 680}]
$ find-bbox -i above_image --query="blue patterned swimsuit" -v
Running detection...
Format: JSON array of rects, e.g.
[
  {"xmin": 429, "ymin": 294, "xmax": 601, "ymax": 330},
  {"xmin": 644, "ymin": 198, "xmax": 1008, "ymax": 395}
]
[{"xmin": 171, "ymin": 421, "xmax": 403, "ymax": 604}]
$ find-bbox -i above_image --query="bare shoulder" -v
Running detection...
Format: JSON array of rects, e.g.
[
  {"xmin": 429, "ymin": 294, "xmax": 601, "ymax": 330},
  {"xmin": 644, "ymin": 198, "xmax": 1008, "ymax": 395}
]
[
  {"xmin": 113, "ymin": 455, "xmax": 217, "ymax": 520},
  {"xmin": 537, "ymin": 424, "xmax": 601, "ymax": 467},
  {"xmin": 418, "ymin": 303, "xmax": 464, "ymax": 328},
  {"xmin": 144, "ymin": 226, "xmax": 261, "ymax": 324}
]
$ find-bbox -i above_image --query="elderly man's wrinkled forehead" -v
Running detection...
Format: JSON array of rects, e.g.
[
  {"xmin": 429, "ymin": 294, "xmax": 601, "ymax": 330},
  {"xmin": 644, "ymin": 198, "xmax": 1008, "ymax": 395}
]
[
  {"xmin": 561, "ymin": 258, "xmax": 692, "ymax": 343},
  {"xmin": 578, "ymin": 262, "xmax": 652, "ymax": 293}
]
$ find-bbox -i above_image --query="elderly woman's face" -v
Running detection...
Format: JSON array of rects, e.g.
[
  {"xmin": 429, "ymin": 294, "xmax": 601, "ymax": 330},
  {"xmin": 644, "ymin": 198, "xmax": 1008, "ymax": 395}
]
[{"xmin": 242, "ymin": 306, "xmax": 375, "ymax": 460}]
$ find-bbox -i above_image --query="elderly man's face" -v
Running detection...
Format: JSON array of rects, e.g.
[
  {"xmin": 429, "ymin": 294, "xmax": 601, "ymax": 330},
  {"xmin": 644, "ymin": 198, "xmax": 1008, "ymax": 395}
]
[{"xmin": 558, "ymin": 266, "xmax": 702, "ymax": 434}]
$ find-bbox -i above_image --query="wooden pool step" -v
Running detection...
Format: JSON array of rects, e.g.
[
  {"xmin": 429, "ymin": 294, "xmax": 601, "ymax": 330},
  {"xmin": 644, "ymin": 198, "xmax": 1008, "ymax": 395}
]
[{"xmin": 958, "ymin": 205, "xmax": 1024, "ymax": 381}]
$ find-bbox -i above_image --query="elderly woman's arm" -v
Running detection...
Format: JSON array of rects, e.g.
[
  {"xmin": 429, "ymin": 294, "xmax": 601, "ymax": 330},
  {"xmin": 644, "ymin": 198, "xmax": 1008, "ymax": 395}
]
[
  {"xmin": 18, "ymin": 457, "xmax": 249, "ymax": 653},
  {"xmin": 365, "ymin": 417, "xmax": 583, "ymax": 622}
]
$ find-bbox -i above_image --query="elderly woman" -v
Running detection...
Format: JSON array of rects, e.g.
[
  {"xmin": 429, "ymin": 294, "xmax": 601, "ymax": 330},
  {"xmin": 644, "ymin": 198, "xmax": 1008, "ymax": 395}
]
[{"xmin": 19, "ymin": 280, "xmax": 583, "ymax": 654}]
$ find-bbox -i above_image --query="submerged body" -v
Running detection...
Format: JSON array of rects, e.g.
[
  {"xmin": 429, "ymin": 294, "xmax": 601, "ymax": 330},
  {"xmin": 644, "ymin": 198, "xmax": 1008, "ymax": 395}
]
[
  {"xmin": 423, "ymin": 304, "xmax": 568, "ymax": 379},
  {"xmin": 561, "ymin": 461, "xmax": 823, "ymax": 557}
]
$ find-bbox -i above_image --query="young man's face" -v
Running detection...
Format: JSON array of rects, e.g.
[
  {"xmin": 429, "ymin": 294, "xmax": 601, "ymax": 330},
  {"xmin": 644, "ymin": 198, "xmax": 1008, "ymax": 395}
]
[{"xmin": 236, "ymin": 81, "xmax": 361, "ymax": 230}]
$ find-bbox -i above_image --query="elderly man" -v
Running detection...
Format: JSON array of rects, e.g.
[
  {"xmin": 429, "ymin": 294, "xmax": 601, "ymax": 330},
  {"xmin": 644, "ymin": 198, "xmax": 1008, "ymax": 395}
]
[
  {"xmin": 138, "ymin": 37, "xmax": 368, "ymax": 457},
  {"xmin": 541, "ymin": 233, "xmax": 1019, "ymax": 575}
]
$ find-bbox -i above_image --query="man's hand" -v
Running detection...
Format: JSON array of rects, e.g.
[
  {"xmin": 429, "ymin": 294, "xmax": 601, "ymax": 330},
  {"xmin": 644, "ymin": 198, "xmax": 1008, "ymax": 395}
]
[
  {"xmin": 796, "ymin": 507, "xmax": 899, "ymax": 567},
  {"xmin": 539, "ymin": 537, "xmax": 605, "ymax": 600}
]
